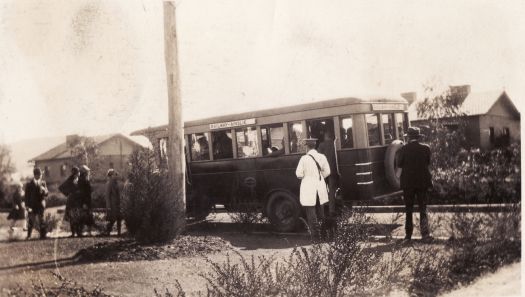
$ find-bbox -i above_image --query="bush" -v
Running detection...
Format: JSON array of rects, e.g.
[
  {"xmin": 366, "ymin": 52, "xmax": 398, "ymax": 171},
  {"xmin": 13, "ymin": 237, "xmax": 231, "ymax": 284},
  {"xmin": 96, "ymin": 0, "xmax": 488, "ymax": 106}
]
[
  {"xmin": 408, "ymin": 204, "xmax": 521, "ymax": 296},
  {"xmin": 430, "ymin": 144, "xmax": 521, "ymax": 204},
  {"xmin": 200, "ymin": 208, "xmax": 411, "ymax": 297},
  {"xmin": 45, "ymin": 192, "xmax": 67, "ymax": 208},
  {"xmin": 122, "ymin": 148, "xmax": 183, "ymax": 244}
]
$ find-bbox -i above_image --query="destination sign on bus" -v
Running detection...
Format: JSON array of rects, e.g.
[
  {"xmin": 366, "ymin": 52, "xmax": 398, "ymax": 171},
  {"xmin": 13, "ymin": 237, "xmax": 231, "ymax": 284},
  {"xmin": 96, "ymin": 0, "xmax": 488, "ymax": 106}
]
[
  {"xmin": 210, "ymin": 118, "xmax": 256, "ymax": 130},
  {"xmin": 372, "ymin": 103, "xmax": 405, "ymax": 111}
]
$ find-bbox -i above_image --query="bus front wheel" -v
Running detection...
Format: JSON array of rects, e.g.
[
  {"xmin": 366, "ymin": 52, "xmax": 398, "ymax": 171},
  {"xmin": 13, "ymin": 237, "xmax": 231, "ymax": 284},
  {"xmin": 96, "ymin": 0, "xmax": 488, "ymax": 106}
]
[{"xmin": 267, "ymin": 192, "xmax": 301, "ymax": 232}]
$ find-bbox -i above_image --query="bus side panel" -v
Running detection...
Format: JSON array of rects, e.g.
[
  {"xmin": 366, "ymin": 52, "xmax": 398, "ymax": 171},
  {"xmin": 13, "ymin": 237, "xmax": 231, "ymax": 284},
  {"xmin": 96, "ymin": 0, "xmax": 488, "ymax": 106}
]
[
  {"xmin": 255, "ymin": 155, "xmax": 302, "ymax": 204},
  {"xmin": 368, "ymin": 146, "xmax": 397, "ymax": 197},
  {"xmin": 189, "ymin": 161, "xmax": 236, "ymax": 206},
  {"xmin": 338, "ymin": 149, "xmax": 371, "ymax": 200}
]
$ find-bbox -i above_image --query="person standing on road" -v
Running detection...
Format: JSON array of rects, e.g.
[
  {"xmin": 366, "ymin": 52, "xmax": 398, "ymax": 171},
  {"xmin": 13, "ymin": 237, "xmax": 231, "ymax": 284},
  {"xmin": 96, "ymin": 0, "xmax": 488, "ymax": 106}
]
[
  {"xmin": 7, "ymin": 182, "xmax": 26, "ymax": 239},
  {"xmin": 396, "ymin": 127, "xmax": 433, "ymax": 242},
  {"xmin": 104, "ymin": 169, "xmax": 122, "ymax": 236},
  {"xmin": 77, "ymin": 165, "xmax": 94, "ymax": 236},
  {"xmin": 59, "ymin": 166, "xmax": 81, "ymax": 237},
  {"xmin": 317, "ymin": 131, "xmax": 340, "ymax": 217},
  {"xmin": 24, "ymin": 167, "xmax": 48, "ymax": 239},
  {"xmin": 295, "ymin": 138, "xmax": 331, "ymax": 239}
]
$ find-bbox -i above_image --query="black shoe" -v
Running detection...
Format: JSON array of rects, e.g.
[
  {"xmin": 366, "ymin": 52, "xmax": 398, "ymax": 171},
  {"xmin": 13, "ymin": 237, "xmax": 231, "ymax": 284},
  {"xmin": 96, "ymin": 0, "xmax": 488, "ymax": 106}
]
[{"xmin": 421, "ymin": 236, "xmax": 434, "ymax": 243}]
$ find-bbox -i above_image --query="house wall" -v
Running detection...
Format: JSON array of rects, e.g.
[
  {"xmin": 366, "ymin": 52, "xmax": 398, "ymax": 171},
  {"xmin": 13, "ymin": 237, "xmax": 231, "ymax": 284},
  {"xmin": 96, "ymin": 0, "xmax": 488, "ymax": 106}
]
[
  {"xmin": 35, "ymin": 136, "xmax": 140, "ymax": 186},
  {"xmin": 478, "ymin": 115, "xmax": 520, "ymax": 149}
]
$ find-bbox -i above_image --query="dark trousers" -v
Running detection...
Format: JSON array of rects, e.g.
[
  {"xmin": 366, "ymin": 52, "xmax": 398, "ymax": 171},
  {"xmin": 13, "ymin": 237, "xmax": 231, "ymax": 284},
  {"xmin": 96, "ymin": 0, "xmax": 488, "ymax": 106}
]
[
  {"xmin": 403, "ymin": 188, "xmax": 430, "ymax": 239},
  {"xmin": 27, "ymin": 211, "xmax": 45, "ymax": 239},
  {"xmin": 304, "ymin": 195, "xmax": 325, "ymax": 238},
  {"xmin": 326, "ymin": 175, "xmax": 338, "ymax": 215}
]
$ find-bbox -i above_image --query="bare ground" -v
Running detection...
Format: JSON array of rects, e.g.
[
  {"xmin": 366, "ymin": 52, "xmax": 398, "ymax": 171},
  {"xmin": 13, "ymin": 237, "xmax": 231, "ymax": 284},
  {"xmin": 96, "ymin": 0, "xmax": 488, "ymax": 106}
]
[{"xmin": 0, "ymin": 211, "xmax": 520, "ymax": 296}]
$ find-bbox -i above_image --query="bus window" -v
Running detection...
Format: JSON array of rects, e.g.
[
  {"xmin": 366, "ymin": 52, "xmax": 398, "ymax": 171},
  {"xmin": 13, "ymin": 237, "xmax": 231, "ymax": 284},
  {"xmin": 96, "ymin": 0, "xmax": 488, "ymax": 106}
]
[
  {"xmin": 288, "ymin": 122, "xmax": 305, "ymax": 153},
  {"xmin": 366, "ymin": 113, "xmax": 381, "ymax": 146},
  {"xmin": 236, "ymin": 126, "xmax": 259, "ymax": 158},
  {"xmin": 190, "ymin": 133, "xmax": 210, "ymax": 161},
  {"xmin": 212, "ymin": 130, "xmax": 233, "ymax": 159},
  {"xmin": 306, "ymin": 118, "xmax": 334, "ymax": 147},
  {"xmin": 382, "ymin": 113, "xmax": 395, "ymax": 145},
  {"xmin": 261, "ymin": 124, "xmax": 284, "ymax": 156},
  {"xmin": 340, "ymin": 116, "xmax": 354, "ymax": 148},
  {"xmin": 395, "ymin": 113, "xmax": 405, "ymax": 139}
]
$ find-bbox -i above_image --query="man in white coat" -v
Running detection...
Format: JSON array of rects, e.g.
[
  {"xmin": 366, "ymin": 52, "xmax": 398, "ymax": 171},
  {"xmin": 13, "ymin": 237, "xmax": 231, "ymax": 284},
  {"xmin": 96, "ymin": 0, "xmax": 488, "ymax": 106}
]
[{"xmin": 295, "ymin": 138, "xmax": 331, "ymax": 238}]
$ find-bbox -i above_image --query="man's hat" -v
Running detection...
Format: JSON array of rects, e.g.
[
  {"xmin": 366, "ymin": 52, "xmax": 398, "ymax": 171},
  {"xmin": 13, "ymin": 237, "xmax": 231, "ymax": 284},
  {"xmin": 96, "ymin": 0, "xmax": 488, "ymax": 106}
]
[
  {"xmin": 33, "ymin": 167, "xmax": 42, "ymax": 175},
  {"xmin": 79, "ymin": 165, "xmax": 91, "ymax": 173},
  {"xmin": 404, "ymin": 126, "xmax": 422, "ymax": 139}
]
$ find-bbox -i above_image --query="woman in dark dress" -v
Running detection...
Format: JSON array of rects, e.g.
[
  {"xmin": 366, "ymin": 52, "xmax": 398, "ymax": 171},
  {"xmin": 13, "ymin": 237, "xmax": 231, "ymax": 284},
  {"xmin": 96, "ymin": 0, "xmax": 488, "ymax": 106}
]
[
  {"xmin": 59, "ymin": 166, "xmax": 81, "ymax": 237},
  {"xmin": 77, "ymin": 165, "xmax": 94, "ymax": 236},
  {"xmin": 7, "ymin": 183, "xmax": 26, "ymax": 238}
]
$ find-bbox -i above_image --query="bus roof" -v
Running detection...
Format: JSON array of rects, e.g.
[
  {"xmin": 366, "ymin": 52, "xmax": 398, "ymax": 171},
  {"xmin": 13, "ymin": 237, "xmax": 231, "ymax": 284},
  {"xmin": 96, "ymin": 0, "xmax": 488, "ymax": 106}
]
[
  {"xmin": 185, "ymin": 96, "xmax": 406, "ymax": 128},
  {"xmin": 131, "ymin": 95, "xmax": 407, "ymax": 135}
]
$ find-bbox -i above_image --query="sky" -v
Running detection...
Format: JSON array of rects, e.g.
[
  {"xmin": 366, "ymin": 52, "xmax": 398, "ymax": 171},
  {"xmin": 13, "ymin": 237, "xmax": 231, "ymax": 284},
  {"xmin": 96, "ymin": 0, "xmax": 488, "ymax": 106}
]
[{"xmin": 0, "ymin": 0, "xmax": 524, "ymax": 144}]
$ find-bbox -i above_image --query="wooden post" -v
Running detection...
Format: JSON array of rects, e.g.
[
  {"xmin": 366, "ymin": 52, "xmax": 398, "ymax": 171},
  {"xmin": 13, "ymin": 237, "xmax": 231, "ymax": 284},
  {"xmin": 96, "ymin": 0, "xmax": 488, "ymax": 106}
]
[{"xmin": 163, "ymin": 1, "xmax": 186, "ymax": 231}]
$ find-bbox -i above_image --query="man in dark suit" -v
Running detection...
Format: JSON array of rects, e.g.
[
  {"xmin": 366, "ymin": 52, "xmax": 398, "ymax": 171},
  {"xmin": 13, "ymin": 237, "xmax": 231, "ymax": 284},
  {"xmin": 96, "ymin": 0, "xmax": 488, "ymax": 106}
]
[
  {"xmin": 25, "ymin": 167, "xmax": 48, "ymax": 239},
  {"xmin": 397, "ymin": 127, "xmax": 432, "ymax": 242},
  {"xmin": 317, "ymin": 131, "xmax": 339, "ymax": 217}
]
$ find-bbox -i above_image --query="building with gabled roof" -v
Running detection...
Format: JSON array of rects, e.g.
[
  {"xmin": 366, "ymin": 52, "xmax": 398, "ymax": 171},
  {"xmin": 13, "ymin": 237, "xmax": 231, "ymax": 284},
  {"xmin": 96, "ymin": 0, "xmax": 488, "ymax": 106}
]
[
  {"xmin": 407, "ymin": 85, "xmax": 520, "ymax": 150},
  {"xmin": 29, "ymin": 133, "xmax": 145, "ymax": 185}
]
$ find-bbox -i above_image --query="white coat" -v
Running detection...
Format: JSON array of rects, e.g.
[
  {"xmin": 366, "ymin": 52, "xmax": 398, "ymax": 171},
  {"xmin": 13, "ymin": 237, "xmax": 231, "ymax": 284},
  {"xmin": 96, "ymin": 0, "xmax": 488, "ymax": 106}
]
[{"xmin": 295, "ymin": 149, "xmax": 331, "ymax": 206}]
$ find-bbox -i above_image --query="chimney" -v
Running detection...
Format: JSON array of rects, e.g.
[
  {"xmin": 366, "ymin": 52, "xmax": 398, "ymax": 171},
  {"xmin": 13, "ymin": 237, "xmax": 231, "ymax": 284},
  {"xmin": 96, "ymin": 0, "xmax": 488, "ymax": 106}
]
[
  {"xmin": 66, "ymin": 134, "xmax": 81, "ymax": 148},
  {"xmin": 449, "ymin": 84, "xmax": 471, "ymax": 102},
  {"xmin": 401, "ymin": 92, "xmax": 417, "ymax": 105}
]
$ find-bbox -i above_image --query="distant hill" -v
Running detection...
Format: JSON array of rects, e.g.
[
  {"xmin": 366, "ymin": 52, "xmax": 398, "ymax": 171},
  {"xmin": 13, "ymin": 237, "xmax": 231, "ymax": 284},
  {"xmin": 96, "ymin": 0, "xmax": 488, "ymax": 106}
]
[{"xmin": 6, "ymin": 136, "xmax": 64, "ymax": 179}]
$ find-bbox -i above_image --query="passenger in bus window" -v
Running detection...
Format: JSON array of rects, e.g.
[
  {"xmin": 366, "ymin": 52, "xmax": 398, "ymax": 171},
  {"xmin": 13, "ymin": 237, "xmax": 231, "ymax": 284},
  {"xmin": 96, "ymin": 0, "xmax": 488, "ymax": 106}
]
[
  {"xmin": 317, "ymin": 132, "xmax": 339, "ymax": 216},
  {"xmin": 267, "ymin": 139, "xmax": 285, "ymax": 157},
  {"xmin": 295, "ymin": 138, "xmax": 330, "ymax": 239},
  {"xmin": 212, "ymin": 131, "xmax": 233, "ymax": 159}
]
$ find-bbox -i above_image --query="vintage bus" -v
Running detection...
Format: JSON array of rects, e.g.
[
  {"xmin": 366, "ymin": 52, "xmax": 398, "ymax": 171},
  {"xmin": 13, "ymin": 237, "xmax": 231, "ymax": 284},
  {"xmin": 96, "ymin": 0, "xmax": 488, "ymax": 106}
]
[{"xmin": 133, "ymin": 96, "xmax": 409, "ymax": 231}]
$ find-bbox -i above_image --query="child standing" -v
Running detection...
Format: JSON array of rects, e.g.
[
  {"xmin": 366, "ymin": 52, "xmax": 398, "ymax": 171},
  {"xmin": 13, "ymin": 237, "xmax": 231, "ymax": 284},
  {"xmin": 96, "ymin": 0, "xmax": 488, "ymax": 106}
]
[{"xmin": 7, "ymin": 183, "xmax": 26, "ymax": 238}]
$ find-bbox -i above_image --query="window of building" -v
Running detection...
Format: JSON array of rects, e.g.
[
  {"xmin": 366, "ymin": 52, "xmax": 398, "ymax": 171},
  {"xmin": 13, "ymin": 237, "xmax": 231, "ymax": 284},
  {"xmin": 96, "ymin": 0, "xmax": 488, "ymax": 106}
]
[
  {"xmin": 60, "ymin": 164, "xmax": 67, "ymax": 177},
  {"xmin": 212, "ymin": 130, "xmax": 233, "ymax": 159},
  {"xmin": 190, "ymin": 133, "xmax": 210, "ymax": 161},
  {"xmin": 159, "ymin": 138, "xmax": 168, "ymax": 160},
  {"xmin": 395, "ymin": 113, "xmax": 405, "ymax": 140},
  {"xmin": 288, "ymin": 122, "xmax": 305, "ymax": 153},
  {"xmin": 261, "ymin": 124, "xmax": 284, "ymax": 156},
  {"xmin": 340, "ymin": 116, "xmax": 354, "ymax": 148},
  {"xmin": 236, "ymin": 126, "xmax": 259, "ymax": 158},
  {"xmin": 489, "ymin": 127, "xmax": 495, "ymax": 144},
  {"xmin": 366, "ymin": 114, "xmax": 381, "ymax": 146},
  {"xmin": 382, "ymin": 113, "xmax": 395, "ymax": 145},
  {"xmin": 109, "ymin": 162, "xmax": 114, "ymax": 169}
]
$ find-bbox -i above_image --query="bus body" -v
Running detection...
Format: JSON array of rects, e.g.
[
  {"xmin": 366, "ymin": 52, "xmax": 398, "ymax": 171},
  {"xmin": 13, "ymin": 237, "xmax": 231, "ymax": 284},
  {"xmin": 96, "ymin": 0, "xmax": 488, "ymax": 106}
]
[{"xmin": 135, "ymin": 96, "xmax": 408, "ymax": 231}]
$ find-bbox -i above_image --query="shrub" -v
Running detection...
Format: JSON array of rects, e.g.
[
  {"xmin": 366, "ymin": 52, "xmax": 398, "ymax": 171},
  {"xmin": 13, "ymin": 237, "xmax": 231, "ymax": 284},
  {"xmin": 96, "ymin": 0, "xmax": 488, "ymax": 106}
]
[
  {"xmin": 201, "ymin": 208, "xmax": 411, "ymax": 297},
  {"xmin": 122, "ymin": 148, "xmax": 183, "ymax": 244},
  {"xmin": 430, "ymin": 144, "xmax": 521, "ymax": 204},
  {"xmin": 409, "ymin": 204, "xmax": 521, "ymax": 296},
  {"xmin": 45, "ymin": 192, "xmax": 67, "ymax": 208}
]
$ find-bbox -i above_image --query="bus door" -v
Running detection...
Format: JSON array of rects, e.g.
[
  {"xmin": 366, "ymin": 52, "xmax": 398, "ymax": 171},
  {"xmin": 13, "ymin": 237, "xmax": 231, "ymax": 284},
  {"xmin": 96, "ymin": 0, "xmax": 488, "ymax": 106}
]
[{"xmin": 232, "ymin": 127, "xmax": 259, "ymax": 209}]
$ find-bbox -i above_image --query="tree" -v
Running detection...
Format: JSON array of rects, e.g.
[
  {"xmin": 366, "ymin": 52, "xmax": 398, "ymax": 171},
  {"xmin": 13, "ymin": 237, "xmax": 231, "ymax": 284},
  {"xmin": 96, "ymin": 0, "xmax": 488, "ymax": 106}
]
[
  {"xmin": 68, "ymin": 136, "xmax": 103, "ymax": 180},
  {"xmin": 0, "ymin": 145, "xmax": 15, "ymax": 203},
  {"xmin": 415, "ymin": 84, "xmax": 469, "ymax": 168}
]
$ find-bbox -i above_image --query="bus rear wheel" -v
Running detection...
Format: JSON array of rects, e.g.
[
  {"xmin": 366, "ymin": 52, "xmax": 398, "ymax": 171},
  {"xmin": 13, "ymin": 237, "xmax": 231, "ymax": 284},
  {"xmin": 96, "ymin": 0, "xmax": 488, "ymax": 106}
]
[{"xmin": 267, "ymin": 192, "xmax": 301, "ymax": 232}]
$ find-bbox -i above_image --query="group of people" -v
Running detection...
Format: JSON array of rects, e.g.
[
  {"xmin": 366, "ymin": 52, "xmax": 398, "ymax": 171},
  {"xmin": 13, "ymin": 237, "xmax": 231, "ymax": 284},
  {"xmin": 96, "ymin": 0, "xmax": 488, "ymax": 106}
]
[
  {"xmin": 6, "ymin": 165, "xmax": 123, "ymax": 240},
  {"xmin": 295, "ymin": 126, "xmax": 433, "ymax": 242},
  {"xmin": 59, "ymin": 166, "xmax": 123, "ymax": 237},
  {"xmin": 7, "ymin": 167, "xmax": 49, "ymax": 239}
]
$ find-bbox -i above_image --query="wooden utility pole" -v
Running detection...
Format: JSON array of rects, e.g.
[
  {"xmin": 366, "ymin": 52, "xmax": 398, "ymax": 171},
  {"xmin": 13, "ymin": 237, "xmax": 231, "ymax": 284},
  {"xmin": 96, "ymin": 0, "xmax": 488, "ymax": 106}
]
[{"xmin": 163, "ymin": 1, "xmax": 186, "ymax": 231}]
